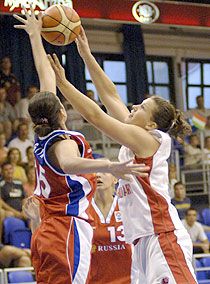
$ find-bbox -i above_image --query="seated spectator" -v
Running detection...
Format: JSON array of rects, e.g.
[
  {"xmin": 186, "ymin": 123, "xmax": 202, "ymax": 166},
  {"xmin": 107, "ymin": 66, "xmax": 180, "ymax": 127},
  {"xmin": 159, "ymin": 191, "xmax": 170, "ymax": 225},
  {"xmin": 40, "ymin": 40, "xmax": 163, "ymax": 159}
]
[
  {"xmin": 16, "ymin": 85, "xmax": 38, "ymax": 141},
  {"xmin": 0, "ymin": 162, "xmax": 25, "ymax": 215},
  {"xmin": 204, "ymin": 136, "xmax": 210, "ymax": 164},
  {"xmin": 64, "ymin": 101, "xmax": 84, "ymax": 130},
  {"xmin": 184, "ymin": 134, "xmax": 202, "ymax": 167},
  {"xmin": 171, "ymin": 182, "xmax": 191, "ymax": 219},
  {"xmin": 0, "ymin": 56, "xmax": 20, "ymax": 106},
  {"xmin": 204, "ymin": 115, "xmax": 210, "ymax": 137},
  {"xmin": 0, "ymin": 198, "xmax": 16, "ymax": 242},
  {"xmin": 16, "ymin": 85, "xmax": 38, "ymax": 120},
  {"xmin": 0, "ymin": 132, "xmax": 8, "ymax": 168},
  {"xmin": 186, "ymin": 95, "xmax": 210, "ymax": 120},
  {"xmin": 7, "ymin": 147, "xmax": 27, "ymax": 183},
  {"xmin": 168, "ymin": 163, "xmax": 178, "ymax": 198},
  {"xmin": 8, "ymin": 122, "xmax": 33, "ymax": 163},
  {"xmin": 23, "ymin": 166, "xmax": 35, "ymax": 197},
  {"xmin": 24, "ymin": 146, "xmax": 35, "ymax": 169},
  {"xmin": 0, "ymin": 86, "xmax": 17, "ymax": 140},
  {"xmin": 0, "ymin": 244, "xmax": 31, "ymax": 268},
  {"xmin": 182, "ymin": 208, "xmax": 209, "ymax": 254}
]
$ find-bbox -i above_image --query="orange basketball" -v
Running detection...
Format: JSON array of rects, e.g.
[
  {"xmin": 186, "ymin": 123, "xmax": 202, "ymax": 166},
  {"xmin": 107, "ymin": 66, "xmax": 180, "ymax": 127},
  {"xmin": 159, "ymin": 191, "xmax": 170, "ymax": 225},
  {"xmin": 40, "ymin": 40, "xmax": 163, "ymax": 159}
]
[{"xmin": 41, "ymin": 5, "xmax": 81, "ymax": 46}]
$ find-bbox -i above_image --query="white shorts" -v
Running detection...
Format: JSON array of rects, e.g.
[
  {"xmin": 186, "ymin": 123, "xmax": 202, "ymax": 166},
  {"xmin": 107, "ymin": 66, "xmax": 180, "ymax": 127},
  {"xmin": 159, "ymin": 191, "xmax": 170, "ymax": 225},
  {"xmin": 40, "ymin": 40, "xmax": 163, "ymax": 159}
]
[{"xmin": 131, "ymin": 229, "xmax": 198, "ymax": 284}]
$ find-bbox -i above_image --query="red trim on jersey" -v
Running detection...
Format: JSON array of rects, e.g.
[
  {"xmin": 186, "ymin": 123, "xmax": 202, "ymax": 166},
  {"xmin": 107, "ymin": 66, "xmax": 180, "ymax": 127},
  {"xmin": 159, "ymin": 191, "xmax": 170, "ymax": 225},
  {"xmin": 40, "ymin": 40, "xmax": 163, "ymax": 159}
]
[
  {"xmin": 134, "ymin": 156, "xmax": 175, "ymax": 234},
  {"xmin": 158, "ymin": 231, "xmax": 197, "ymax": 284}
]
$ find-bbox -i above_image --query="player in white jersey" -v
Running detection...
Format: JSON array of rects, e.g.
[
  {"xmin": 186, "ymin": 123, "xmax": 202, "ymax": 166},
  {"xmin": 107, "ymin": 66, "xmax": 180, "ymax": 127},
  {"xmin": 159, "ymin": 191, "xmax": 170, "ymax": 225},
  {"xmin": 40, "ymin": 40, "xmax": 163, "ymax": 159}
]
[{"xmin": 48, "ymin": 27, "xmax": 198, "ymax": 284}]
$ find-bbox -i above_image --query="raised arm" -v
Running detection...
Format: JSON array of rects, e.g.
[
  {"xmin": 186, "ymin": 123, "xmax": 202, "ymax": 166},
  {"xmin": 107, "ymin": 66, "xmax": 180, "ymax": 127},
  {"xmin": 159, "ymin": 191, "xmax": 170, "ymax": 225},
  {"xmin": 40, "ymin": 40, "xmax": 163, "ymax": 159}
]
[
  {"xmin": 13, "ymin": 6, "xmax": 56, "ymax": 94},
  {"xmin": 75, "ymin": 27, "xmax": 129, "ymax": 122},
  {"xmin": 48, "ymin": 54, "xmax": 158, "ymax": 157}
]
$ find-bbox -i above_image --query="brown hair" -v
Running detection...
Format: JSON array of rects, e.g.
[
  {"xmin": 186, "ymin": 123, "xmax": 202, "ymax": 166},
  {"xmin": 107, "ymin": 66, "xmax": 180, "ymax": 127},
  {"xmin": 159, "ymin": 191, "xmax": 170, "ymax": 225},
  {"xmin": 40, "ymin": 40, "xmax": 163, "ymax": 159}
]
[
  {"xmin": 151, "ymin": 96, "xmax": 191, "ymax": 141},
  {"xmin": 28, "ymin": 92, "xmax": 63, "ymax": 137},
  {"xmin": 7, "ymin": 147, "xmax": 22, "ymax": 165}
]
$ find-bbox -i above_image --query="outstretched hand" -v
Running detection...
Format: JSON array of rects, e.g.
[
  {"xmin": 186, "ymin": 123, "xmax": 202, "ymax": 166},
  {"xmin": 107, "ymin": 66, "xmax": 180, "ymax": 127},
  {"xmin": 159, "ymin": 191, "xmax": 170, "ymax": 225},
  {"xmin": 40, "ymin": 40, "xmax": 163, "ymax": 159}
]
[
  {"xmin": 48, "ymin": 54, "xmax": 67, "ymax": 86},
  {"xmin": 13, "ymin": 5, "xmax": 42, "ymax": 36},
  {"xmin": 110, "ymin": 160, "xmax": 149, "ymax": 180},
  {"xmin": 75, "ymin": 26, "xmax": 91, "ymax": 59}
]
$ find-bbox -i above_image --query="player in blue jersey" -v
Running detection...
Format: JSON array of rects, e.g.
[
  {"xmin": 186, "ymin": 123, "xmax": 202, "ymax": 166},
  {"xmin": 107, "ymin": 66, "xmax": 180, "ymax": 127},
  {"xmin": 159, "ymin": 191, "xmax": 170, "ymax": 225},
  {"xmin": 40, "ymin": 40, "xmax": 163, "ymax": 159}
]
[{"xmin": 14, "ymin": 7, "xmax": 149, "ymax": 284}]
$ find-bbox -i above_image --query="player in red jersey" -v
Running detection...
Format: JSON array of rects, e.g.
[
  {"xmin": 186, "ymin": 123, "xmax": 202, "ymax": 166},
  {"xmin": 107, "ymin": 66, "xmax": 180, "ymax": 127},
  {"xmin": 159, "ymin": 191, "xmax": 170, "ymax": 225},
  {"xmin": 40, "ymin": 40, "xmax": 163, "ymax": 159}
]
[
  {"xmin": 89, "ymin": 168, "xmax": 132, "ymax": 284},
  {"xmin": 14, "ymin": 7, "xmax": 149, "ymax": 284}
]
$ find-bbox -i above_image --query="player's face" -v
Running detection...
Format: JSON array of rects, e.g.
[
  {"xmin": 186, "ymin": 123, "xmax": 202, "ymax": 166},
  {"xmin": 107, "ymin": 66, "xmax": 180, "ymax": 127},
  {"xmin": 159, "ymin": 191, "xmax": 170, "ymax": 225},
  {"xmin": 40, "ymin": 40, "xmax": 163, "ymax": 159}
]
[
  {"xmin": 96, "ymin": 172, "xmax": 116, "ymax": 192},
  {"xmin": 125, "ymin": 98, "xmax": 156, "ymax": 129}
]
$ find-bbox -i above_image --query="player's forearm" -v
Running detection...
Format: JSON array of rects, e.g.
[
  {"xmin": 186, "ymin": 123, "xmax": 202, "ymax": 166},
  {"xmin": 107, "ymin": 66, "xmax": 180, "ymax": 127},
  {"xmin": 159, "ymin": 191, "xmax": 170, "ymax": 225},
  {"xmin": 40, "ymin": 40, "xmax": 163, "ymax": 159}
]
[
  {"xmin": 30, "ymin": 218, "xmax": 40, "ymax": 233},
  {"xmin": 58, "ymin": 79, "xmax": 103, "ymax": 125},
  {"xmin": 61, "ymin": 157, "xmax": 112, "ymax": 174},
  {"xmin": 83, "ymin": 53, "xmax": 119, "ymax": 100},
  {"xmin": 29, "ymin": 32, "xmax": 56, "ymax": 94}
]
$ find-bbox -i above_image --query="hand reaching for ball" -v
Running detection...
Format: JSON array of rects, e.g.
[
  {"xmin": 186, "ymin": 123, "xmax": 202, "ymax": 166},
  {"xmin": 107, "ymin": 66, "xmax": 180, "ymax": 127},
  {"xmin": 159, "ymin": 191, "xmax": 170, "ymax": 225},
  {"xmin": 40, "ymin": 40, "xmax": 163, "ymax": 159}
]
[
  {"xmin": 13, "ymin": 5, "xmax": 42, "ymax": 36},
  {"xmin": 48, "ymin": 53, "xmax": 67, "ymax": 86},
  {"xmin": 75, "ymin": 27, "xmax": 92, "ymax": 59}
]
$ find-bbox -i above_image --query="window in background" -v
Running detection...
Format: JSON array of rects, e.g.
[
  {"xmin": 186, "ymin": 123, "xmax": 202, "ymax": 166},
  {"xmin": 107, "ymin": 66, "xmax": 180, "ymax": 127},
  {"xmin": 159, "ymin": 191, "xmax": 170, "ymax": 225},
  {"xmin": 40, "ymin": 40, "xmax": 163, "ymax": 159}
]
[
  {"xmin": 85, "ymin": 54, "xmax": 128, "ymax": 104},
  {"xmin": 146, "ymin": 56, "xmax": 175, "ymax": 103},
  {"xmin": 184, "ymin": 60, "xmax": 210, "ymax": 109}
]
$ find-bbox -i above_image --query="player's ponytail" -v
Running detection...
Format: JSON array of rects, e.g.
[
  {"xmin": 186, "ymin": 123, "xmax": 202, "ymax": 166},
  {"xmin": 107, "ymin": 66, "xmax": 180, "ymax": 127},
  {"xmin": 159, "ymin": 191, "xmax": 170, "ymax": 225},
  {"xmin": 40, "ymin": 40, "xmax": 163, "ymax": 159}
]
[
  {"xmin": 168, "ymin": 109, "xmax": 192, "ymax": 141},
  {"xmin": 151, "ymin": 96, "xmax": 191, "ymax": 141},
  {"xmin": 28, "ymin": 92, "xmax": 63, "ymax": 137}
]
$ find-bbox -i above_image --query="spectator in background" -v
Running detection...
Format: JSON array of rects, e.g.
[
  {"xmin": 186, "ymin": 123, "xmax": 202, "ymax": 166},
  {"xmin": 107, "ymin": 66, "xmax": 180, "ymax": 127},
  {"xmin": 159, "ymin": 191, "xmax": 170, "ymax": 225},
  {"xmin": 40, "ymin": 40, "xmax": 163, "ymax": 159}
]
[
  {"xmin": 0, "ymin": 132, "xmax": 8, "ymax": 168},
  {"xmin": 184, "ymin": 134, "xmax": 202, "ymax": 167},
  {"xmin": 182, "ymin": 208, "xmax": 209, "ymax": 254},
  {"xmin": 16, "ymin": 85, "xmax": 38, "ymax": 121},
  {"xmin": 204, "ymin": 136, "xmax": 210, "ymax": 164},
  {"xmin": 0, "ymin": 162, "xmax": 25, "ymax": 215},
  {"xmin": 64, "ymin": 101, "xmax": 84, "ymax": 130},
  {"xmin": 204, "ymin": 116, "xmax": 210, "ymax": 137},
  {"xmin": 6, "ymin": 84, "xmax": 21, "ymax": 108},
  {"xmin": 186, "ymin": 95, "xmax": 210, "ymax": 120},
  {"xmin": 168, "ymin": 163, "xmax": 178, "ymax": 198},
  {"xmin": 0, "ymin": 244, "xmax": 31, "ymax": 268},
  {"xmin": 24, "ymin": 146, "xmax": 35, "ymax": 169},
  {"xmin": 86, "ymin": 89, "xmax": 95, "ymax": 101},
  {"xmin": 171, "ymin": 182, "xmax": 191, "ymax": 220},
  {"xmin": 23, "ymin": 166, "xmax": 35, "ymax": 197},
  {"xmin": 0, "ymin": 87, "xmax": 17, "ymax": 140},
  {"xmin": 8, "ymin": 123, "xmax": 33, "ymax": 163},
  {"xmin": 0, "ymin": 56, "xmax": 20, "ymax": 91},
  {"xmin": 7, "ymin": 147, "xmax": 27, "ymax": 184}
]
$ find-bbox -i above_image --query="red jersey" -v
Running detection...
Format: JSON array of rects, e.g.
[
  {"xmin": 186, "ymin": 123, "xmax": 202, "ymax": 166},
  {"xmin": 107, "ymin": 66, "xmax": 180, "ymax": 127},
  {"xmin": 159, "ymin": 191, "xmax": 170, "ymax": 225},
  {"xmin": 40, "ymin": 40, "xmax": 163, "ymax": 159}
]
[
  {"xmin": 33, "ymin": 129, "xmax": 96, "ymax": 222},
  {"xmin": 89, "ymin": 196, "xmax": 132, "ymax": 284}
]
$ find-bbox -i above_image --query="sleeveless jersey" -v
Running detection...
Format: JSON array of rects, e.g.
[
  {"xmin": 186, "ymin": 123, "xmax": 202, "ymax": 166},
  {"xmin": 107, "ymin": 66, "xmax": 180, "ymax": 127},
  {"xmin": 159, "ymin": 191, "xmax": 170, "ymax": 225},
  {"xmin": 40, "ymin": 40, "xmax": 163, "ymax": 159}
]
[
  {"xmin": 117, "ymin": 130, "xmax": 184, "ymax": 244},
  {"xmin": 89, "ymin": 196, "xmax": 132, "ymax": 284},
  {"xmin": 33, "ymin": 129, "xmax": 96, "ymax": 222}
]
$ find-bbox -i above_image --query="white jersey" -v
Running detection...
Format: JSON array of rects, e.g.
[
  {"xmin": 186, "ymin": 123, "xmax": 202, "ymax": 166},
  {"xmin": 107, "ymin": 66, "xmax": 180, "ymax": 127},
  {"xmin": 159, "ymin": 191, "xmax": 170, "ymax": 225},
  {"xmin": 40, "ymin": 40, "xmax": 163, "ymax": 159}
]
[{"xmin": 117, "ymin": 130, "xmax": 184, "ymax": 244}]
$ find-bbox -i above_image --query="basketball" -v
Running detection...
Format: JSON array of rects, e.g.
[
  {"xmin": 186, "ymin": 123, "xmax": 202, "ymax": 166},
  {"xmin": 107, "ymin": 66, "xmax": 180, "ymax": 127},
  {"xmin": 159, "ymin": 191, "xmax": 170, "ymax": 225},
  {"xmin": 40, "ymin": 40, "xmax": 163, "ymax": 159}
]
[{"xmin": 41, "ymin": 5, "xmax": 81, "ymax": 46}]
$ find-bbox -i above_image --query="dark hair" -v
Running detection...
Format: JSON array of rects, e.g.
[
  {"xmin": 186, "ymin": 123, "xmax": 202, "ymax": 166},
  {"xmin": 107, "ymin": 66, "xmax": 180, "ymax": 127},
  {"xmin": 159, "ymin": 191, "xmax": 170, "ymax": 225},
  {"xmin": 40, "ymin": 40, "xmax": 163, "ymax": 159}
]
[
  {"xmin": 1, "ymin": 161, "xmax": 13, "ymax": 169},
  {"xmin": 26, "ymin": 146, "xmax": 33, "ymax": 155},
  {"xmin": 174, "ymin": 181, "xmax": 184, "ymax": 188},
  {"xmin": 185, "ymin": 207, "xmax": 197, "ymax": 216},
  {"xmin": 28, "ymin": 92, "xmax": 63, "ymax": 137},
  {"xmin": 196, "ymin": 95, "xmax": 203, "ymax": 103},
  {"xmin": 7, "ymin": 147, "xmax": 22, "ymax": 164},
  {"xmin": 17, "ymin": 122, "xmax": 28, "ymax": 132},
  {"xmin": 151, "ymin": 96, "xmax": 192, "ymax": 141}
]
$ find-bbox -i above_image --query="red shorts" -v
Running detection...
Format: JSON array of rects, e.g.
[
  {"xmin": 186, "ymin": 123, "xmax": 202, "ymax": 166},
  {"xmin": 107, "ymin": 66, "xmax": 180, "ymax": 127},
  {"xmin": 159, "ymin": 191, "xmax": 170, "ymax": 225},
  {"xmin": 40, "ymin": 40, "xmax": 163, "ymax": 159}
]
[{"xmin": 32, "ymin": 216, "xmax": 93, "ymax": 284}]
